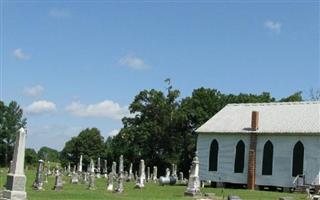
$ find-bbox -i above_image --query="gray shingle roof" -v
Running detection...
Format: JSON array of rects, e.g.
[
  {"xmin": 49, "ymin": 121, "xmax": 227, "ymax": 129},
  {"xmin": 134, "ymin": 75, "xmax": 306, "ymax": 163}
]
[{"xmin": 196, "ymin": 101, "xmax": 320, "ymax": 133}]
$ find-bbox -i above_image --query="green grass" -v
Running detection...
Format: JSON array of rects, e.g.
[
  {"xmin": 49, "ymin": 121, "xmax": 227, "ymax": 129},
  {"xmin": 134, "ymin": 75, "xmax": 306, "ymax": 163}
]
[{"xmin": 0, "ymin": 169, "xmax": 307, "ymax": 200}]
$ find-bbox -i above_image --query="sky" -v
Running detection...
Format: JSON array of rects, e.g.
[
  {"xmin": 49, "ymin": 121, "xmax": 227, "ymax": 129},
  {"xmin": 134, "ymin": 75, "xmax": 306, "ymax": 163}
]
[{"xmin": 1, "ymin": 1, "xmax": 319, "ymax": 151}]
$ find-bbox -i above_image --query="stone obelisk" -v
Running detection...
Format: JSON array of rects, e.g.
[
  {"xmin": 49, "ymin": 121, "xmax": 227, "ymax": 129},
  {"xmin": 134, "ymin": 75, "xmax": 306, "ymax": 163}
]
[{"xmin": 1, "ymin": 128, "xmax": 27, "ymax": 200}]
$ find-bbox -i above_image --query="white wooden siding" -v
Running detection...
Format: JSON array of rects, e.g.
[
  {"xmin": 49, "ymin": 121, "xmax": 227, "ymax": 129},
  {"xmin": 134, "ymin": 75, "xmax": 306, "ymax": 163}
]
[{"xmin": 197, "ymin": 133, "xmax": 320, "ymax": 187}]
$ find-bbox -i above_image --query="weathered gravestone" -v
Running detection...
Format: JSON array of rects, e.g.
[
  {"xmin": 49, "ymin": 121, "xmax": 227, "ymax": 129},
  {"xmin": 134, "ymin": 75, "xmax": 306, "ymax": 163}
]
[
  {"xmin": 135, "ymin": 159, "xmax": 146, "ymax": 189},
  {"xmin": 33, "ymin": 160, "xmax": 44, "ymax": 190},
  {"xmin": 88, "ymin": 159, "xmax": 96, "ymax": 190},
  {"xmin": 114, "ymin": 155, "xmax": 124, "ymax": 193},
  {"xmin": 53, "ymin": 168, "xmax": 63, "ymax": 191},
  {"xmin": 184, "ymin": 156, "xmax": 201, "ymax": 196},
  {"xmin": 1, "ymin": 128, "xmax": 27, "ymax": 200},
  {"xmin": 153, "ymin": 166, "xmax": 158, "ymax": 183}
]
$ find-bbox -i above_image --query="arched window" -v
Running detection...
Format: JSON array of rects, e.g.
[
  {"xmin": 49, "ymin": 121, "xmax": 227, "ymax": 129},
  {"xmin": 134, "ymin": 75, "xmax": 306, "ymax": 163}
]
[
  {"xmin": 209, "ymin": 139, "xmax": 219, "ymax": 171},
  {"xmin": 292, "ymin": 141, "xmax": 304, "ymax": 177},
  {"xmin": 234, "ymin": 140, "xmax": 245, "ymax": 173},
  {"xmin": 262, "ymin": 140, "xmax": 273, "ymax": 175}
]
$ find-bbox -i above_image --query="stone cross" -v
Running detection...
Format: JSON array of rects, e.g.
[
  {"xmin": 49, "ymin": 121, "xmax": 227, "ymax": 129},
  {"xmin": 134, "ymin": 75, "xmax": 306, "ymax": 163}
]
[
  {"xmin": 33, "ymin": 159, "xmax": 44, "ymax": 190},
  {"xmin": 53, "ymin": 168, "xmax": 63, "ymax": 191},
  {"xmin": 153, "ymin": 166, "xmax": 158, "ymax": 182},
  {"xmin": 88, "ymin": 159, "xmax": 96, "ymax": 190},
  {"xmin": 114, "ymin": 155, "xmax": 124, "ymax": 193},
  {"xmin": 184, "ymin": 156, "xmax": 201, "ymax": 196},
  {"xmin": 1, "ymin": 128, "xmax": 27, "ymax": 200},
  {"xmin": 135, "ymin": 159, "xmax": 145, "ymax": 188}
]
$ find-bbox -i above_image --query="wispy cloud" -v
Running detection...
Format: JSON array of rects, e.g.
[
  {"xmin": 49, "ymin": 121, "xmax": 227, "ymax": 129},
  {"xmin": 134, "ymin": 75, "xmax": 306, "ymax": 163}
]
[
  {"xmin": 49, "ymin": 8, "xmax": 70, "ymax": 18},
  {"xmin": 119, "ymin": 54, "xmax": 149, "ymax": 70},
  {"xmin": 107, "ymin": 129, "xmax": 120, "ymax": 137},
  {"xmin": 23, "ymin": 85, "xmax": 44, "ymax": 97},
  {"xmin": 25, "ymin": 100, "xmax": 56, "ymax": 115},
  {"xmin": 66, "ymin": 100, "xmax": 130, "ymax": 120},
  {"xmin": 13, "ymin": 48, "xmax": 30, "ymax": 60},
  {"xmin": 264, "ymin": 20, "xmax": 282, "ymax": 33}
]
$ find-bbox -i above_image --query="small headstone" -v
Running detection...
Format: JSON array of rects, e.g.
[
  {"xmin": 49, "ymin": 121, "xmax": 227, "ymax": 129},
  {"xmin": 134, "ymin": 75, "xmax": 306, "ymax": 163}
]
[
  {"xmin": 107, "ymin": 172, "xmax": 114, "ymax": 191},
  {"xmin": 88, "ymin": 159, "xmax": 96, "ymax": 190},
  {"xmin": 127, "ymin": 163, "xmax": 134, "ymax": 181},
  {"xmin": 53, "ymin": 168, "xmax": 63, "ymax": 191},
  {"xmin": 165, "ymin": 168, "xmax": 170, "ymax": 178},
  {"xmin": 228, "ymin": 195, "xmax": 242, "ymax": 200}
]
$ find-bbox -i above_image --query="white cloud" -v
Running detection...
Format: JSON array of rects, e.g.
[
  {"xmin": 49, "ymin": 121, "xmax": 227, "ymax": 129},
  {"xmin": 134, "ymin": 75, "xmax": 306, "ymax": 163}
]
[
  {"xmin": 49, "ymin": 8, "xmax": 70, "ymax": 18},
  {"xmin": 66, "ymin": 100, "xmax": 130, "ymax": 120},
  {"xmin": 25, "ymin": 100, "xmax": 56, "ymax": 115},
  {"xmin": 119, "ymin": 54, "xmax": 149, "ymax": 70},
  {"xmin": 13, "ymin": 48, "xmax": 30, "ymax": 60},
  {"xmin": 264, "ymin": 20, "xmax": 282, "ymax": 33},
  {"xmin": 27, "ymin": 125, "xmax": 82, "ymax": 150},
  {"xmin": 23, "ymin": 85, "xmax": 44, "ymax": 97}
]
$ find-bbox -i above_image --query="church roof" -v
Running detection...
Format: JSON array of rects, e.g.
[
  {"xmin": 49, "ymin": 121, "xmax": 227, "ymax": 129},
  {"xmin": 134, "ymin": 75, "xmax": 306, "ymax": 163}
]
[{"xmin": 196, "ymin": 101, "xmax": 320, "ymax": 134}]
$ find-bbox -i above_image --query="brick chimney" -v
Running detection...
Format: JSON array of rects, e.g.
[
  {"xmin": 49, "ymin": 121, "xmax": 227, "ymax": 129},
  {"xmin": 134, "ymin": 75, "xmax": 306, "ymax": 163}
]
[
  {"xmin": 251, "ymin": 111, "xmax": 259, "ymax": 131},
  {"xmin": 247, "ymin": 111, "xmax": 259, "ymax": 190}
]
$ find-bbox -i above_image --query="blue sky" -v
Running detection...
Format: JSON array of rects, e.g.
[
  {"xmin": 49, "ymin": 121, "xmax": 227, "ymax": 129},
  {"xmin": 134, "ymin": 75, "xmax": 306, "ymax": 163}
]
[{"xmin": 1, "ymin": 1, "xmax": 319, "ymax": 150}]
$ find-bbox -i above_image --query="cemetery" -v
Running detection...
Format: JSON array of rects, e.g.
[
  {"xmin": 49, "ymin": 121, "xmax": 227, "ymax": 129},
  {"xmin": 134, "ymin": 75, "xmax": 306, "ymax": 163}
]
[{"xmin": 0, "ymin": 2, "xmax": 318, "ymax": 200}]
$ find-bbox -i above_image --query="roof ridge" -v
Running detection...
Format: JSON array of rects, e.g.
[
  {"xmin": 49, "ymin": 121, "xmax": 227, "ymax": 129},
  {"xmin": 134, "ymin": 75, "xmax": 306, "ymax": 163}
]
[{"xmin": 227, "ymin": 101, "xmax": 320, "ymax": 106}]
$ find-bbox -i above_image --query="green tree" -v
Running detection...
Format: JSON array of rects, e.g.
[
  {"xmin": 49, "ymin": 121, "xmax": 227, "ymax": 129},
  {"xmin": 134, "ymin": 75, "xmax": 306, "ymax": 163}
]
[
  {"xmin": 60, "ymin": 128, "xmax": 104, "ymax": 168},
  {"xmin": 0, "ymin": 101, "xmax": 26, "ymax": 166},
  {"xmin": 25, "ymin": 148, "xmax": 38, "ymax": 165},
  {"xmin": 38, "ymin": 146, "xmax": 60, "ymax": 162},
  {"xmin": 279, "ymin": 91, "xmax": 303, "ymax": 102}
]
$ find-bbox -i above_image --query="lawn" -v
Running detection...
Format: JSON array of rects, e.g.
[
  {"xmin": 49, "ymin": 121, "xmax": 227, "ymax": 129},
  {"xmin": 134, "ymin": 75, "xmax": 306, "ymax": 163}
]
[{"xmin": 0, "ymin": 169, "xmax": 307, "ymax": 200}]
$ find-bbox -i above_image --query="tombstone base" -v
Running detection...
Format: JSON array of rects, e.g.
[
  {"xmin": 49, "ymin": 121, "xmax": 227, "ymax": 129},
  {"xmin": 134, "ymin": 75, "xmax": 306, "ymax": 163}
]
[
  {"xmin": 1, "ymin": 174, "xmax": 27, "ymax": 200},
  {"xmin": 184, "ymin": 190, "xmax": 201, "ymax": 197},
  {"xmin": 1, "ymin": 190, "xmax": 27, "ymax": 200}
]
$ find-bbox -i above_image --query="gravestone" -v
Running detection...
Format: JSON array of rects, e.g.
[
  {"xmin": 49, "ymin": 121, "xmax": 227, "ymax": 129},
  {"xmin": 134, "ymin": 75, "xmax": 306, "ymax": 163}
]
[
  {"xmin": 88, "ymin": 159, "xmax": 96, "ymax": 190},
  {"xmin": 47, "ymin": 161, "xmax": 52, "ymax": 176},
  {"xmin": 78, "ymin": 155, "xmax": 83, "ymax": 173},
  {"xmin": 147, "ymin": 167, "xmax": 150, "ymax": 182},
  {"xmin": 103, "ymin": 159, "xmax": 108, "ymax": 178},
  {"xmin": 172, "ymin": 164, "xmax": 177, "ymax": 179},
  {"xmin": 96, "ymin": 157, "xmax": 101, "ymax": 178},
  {"xmin": 165, "ymin": 168, "xmax": 170, "ymax": 178},
  {"xmin": 135, "ymin": 159, "xmax": 145, "ymax": 188},
  {"xmin": 184, "ymin": 156, "xmax": 201, "ymax": 196},
  {"xmin": 114, "ymin": 155, "xmax": 124, "ymax": 193},
  {"xmin": 53, "ymin": 168, "xmax": 63, "ymax": 191},
  {"xmin": 67, "ymin": 163, "xmax": 71, "ymax": 176},
  {"xmin": 228, "ymin": 195, "xmax": 242, "ymax": 200},
  {"xmin": 107, "ymin": 172, "xmax": 114, "ymax": 191},
  {"xmin": 153, "ymin": 166, "xmax": 158, "ymax": 183},
  {"xmin": 33, "ymin": 160, "xmax": 44, "ymax": 190},
  {"xmin": 127, "ymin": 163, "xmax": 134, "ymax": 182},
  {"xmin": 71, "ymin": 165, "xmax": 79, "ymax": 184},
  {"xmin": 1, "ymin": 128, "xmax": 27, "ymax": 200}
]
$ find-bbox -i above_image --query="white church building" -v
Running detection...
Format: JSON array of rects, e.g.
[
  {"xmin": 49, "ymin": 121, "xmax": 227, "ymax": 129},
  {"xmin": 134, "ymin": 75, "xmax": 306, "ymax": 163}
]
[{"xmin": 196, "ymin": 101, "xmax": 320, "ymax": 190}]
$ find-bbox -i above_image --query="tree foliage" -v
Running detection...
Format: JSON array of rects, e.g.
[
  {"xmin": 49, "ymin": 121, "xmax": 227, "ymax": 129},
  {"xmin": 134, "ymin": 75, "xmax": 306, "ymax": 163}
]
[
  {"xmin": 25, "ymin": 148, "xmax": 38, "ymax": 165},
  {"xmin": 38, "ymin": 146, "xmax": 60, "ymax": 162},
  {"xmin": 0, "ymin": 101, "xmax": 26, "ymax": 166},
  {"xmin": 60, "ymin": 128, "xmax": 105, "ymax": 169}
]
